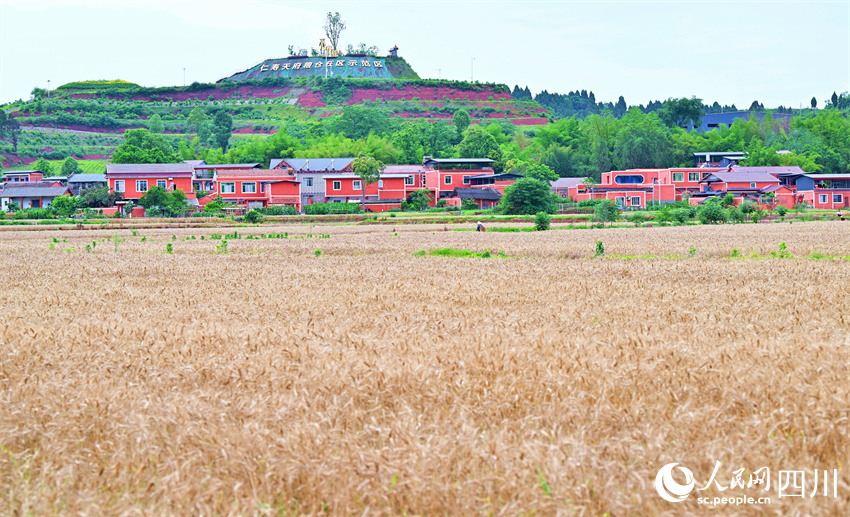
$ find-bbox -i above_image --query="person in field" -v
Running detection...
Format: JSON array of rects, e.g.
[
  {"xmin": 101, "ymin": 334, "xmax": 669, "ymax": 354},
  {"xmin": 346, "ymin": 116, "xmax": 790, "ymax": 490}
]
[{"xmin": 476, "ymin": 221, "xmax": 484, "ymax": 232}]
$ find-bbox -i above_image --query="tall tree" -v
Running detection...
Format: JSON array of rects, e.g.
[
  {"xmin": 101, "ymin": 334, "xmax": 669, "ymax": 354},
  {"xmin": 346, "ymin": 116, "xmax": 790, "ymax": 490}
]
[
  {"xmin": 187, "ymin": 108, "xmax": 207, "ymax": 133},
  {"xmin": 3, "ymin": 118, "xmax": 21, "ymax": 153},
  {"xmin": 658, "ymin": 97, "xmax": 704, "ymax": 129},
  {"xmin": 61, "ymin": 157, "xmax": 81, "ymax": 177},
  {"xmin": 831, "ymin": 91, "xmax": 839, "ymax": 108},
  {"xmin": 323, "ymin": 12, "xmax": 346, "ymax": 52},
  {"xmin": 613, "ymin": 108, "xmax": 674, "ymax": 170},
  {"xmin": 452, "ymin": 109, "xmax": 471, "ymax": 135},
  {"xmin": 148, "ymin": 114, "xmax": 164, "ymax": 134},
  {"xmin": 614, "ymin": 96, "xmax": 627, "ymax": 117},
  {"xmin": 457, "ymin": 126, "xmax": 501, "ymax": 161},
  {"xmin": 213, "ymin": 111, "xmax": 233, "ymax": 152},
  {"xmin": 32, "ymin": 158, "xmax": 53, "ymax": 174},
  {"xmin": 811, "ymin": 96, "xmax": 818, "ymax": 109},
  {"xmin": 112, "ymin": 129, "xmax": 177, "ymax": 164},
  {"xmin": 351, "ymin": 153, "xmax": 385, "ymax": 212}
]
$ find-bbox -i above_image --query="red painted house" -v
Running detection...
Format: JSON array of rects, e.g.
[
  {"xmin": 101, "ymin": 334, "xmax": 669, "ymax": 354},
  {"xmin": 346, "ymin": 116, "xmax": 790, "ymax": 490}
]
[
  {"xmin": 214, "ymin": 169, "xmax": 301, "ymax": 211},
  {"xmin": 106, "ymin": 163, "xmax": 196, "ymax": 201},
  {"xmin": 324, "ymin": 174, "xmax": 410, "ymax": 211},
  {"xmin": 192, "ymin": 163, "xmax": 260, "ymax": 194},
  {"xmin": 804, "ymin": 189, "xmax": 850, "ymax": 210},
  {"xmin": 424, "ymin": 157, "xmax": 497, "ymax": 202},
  {"xmin": 2, "ymin": 171, "xmax": 44, "ymax": 183}
]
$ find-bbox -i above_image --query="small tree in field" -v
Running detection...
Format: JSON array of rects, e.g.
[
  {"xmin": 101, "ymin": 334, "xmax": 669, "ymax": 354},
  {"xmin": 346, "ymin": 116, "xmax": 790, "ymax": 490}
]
[
  {"xmin": 594, "ymin": 199, "xmax": 618, "ymax": 226},
  {"xmin": 534, "ymin": 211, "xmax": 551, "ymax": 231},
  {"xmin": 51, "ymin": 195, "xmax": 77, "ymax": 217},
  {"xmin": 351, "ymin": 153, "xmax": 385, "ymax": 212}
]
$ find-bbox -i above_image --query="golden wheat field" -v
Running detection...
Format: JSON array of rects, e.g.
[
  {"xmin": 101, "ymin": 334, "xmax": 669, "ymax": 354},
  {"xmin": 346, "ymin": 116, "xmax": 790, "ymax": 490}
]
[{"xmin": 1, "ymin": 221, "xmax": 849, "ymax": 516}]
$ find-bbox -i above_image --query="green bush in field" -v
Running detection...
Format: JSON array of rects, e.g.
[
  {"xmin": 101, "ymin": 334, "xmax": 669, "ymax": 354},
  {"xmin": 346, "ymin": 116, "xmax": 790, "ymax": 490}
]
[{"xmin": 534, "ymin": 211, "xmax": 551, "ymax": 231}]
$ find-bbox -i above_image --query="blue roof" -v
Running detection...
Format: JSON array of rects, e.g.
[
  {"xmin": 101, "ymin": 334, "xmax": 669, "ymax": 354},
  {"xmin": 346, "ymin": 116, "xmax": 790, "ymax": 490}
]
[{"xmin": 281, "ymin": 158, "xmax": 355, "ymax": 172}]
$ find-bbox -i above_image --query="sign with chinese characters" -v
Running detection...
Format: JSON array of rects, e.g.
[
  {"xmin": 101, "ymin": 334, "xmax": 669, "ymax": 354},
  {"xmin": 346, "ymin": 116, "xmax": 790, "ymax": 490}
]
[
  {"xmin": 655, "ymin": 461, "xmax": 840, "ymax": 507},
  {"xmin": 223, "ymin": 56, "xmax": 393, "ymax": 82}
]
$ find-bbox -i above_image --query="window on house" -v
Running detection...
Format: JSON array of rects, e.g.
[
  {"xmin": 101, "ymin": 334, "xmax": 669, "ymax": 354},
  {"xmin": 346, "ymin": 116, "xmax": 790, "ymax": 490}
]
[
  {"xmin": 672, "ymin": 172, "xmax": 684, "ymax": 182},
  {"xmin": 834, "ymin": 194, "xmax": 844, "ymax": 203},
  {"xmin": 750, "ymin": 182, "xmax": 757, "ymax": 188},
  {"xmin": 819, "ymin": 194, "xmax": 828, "ymax": 204},
  {"xmin": 378, "ymin": 180, "xmax": 383, "ymax": 189},
  {"xmin": 444, "ymin": 175, "xmax": 452, "ymax": 185},
  {"xmin": 114, "ymin": 180, "xmax": 125, "ymax": 192},
  {"xmin": 136, "ymin": 180, "xmax": 148, "ymax": 192},
  {"xmin": 463, "ymin": 176, "xmax": 471, "ymax": 185},
  {"xmin": 352, "ymin": 180, "xmax": 362, "ymax": 190},
  {"xmin": 614, "ymin": 175, "xmax": 644, "ymax": 184},
  {"xmin": 31, "ymin": 199, "xmax": 41, "ymax": 208},
  {"xmin": 333, "ymin": 181, "xmax": 341, "ymax": 190},
  {"xmin": 688, "ymin": 172, "xmax": 701, "ymax": 182},
  {"xmin": 304, "ymin": 177, "xmax": 314, "ymax": 187},
  {"xmin": 405, "ymin": 175, "xmax": 414, "ymax": 186},
  {"xmin": 630, "ymin": 196, "xmax": 641, "ymax": 206},
  {"xmin": 221, "ymin": 182, "xmax": 236, "ymax": 194},
  {"xmin": 242, "ymin": 182, "xmax": 257, "ymax": 194},
  {"xmin": 157, "ymin": 179, "xmax": 167, "ymax": 189}
]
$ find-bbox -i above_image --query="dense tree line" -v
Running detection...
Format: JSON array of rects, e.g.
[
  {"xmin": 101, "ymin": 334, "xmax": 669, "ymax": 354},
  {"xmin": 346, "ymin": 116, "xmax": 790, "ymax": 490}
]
[{"xmin": 113, "ymin": 99, "xmax": 849, "ymax": 183}]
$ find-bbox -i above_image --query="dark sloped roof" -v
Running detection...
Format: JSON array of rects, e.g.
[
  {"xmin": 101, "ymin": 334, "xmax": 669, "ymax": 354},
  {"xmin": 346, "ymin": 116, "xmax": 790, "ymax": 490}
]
[
  {"xmin": 452, "ymin": 187, "xmax": 501, "ymax": 200},
  {"xmin": 425, "ymin": 158, "xmax": 494, "ymax": 165},
  {"xmin": 106, "ymin": 163, "xmax": 194, "ymax": 174},
  {"xmin": 731, "ymin": 166, "xmax": 805, "ymax": 176},
  {"xmin": 702, "ymin": 171, "xmax": 778, "ymax": 183},
  {"xmin": 468, "ymin": 173, "xmax": 524, "ymax": 180},
  {"xmin": 279, "ymin": 158, "xmax": 355, "ymax": 172},
  {"xmin": 1, "ymin": 186, "xmax": 70, "ymax": 198},
  {"xmin": 194, "ymin": 163, "xmax": 260, "ymax": 170},
  {"xmin": 68, "ymin": 174, "xmax": 106, "ymax": 183},
  {"xmin": 551, "ymin": 177, "xmax": 587, "ymax": 189}
]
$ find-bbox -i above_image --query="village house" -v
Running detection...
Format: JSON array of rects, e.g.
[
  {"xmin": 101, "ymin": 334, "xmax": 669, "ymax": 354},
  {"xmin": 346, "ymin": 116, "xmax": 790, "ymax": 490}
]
[
  {"xmin": 1, "ymin": 183, "xmax": 72, "ymax": 210},
  {"xmin": 212, "ymin": 169, "xmax": 301, "ymax": 211},
  {"xmin": 106, "ymin": 163, "xmax": 196, "ymax": 201},
  {"xmin": 270, "ymin": 157, "xmax": 354, "ymax": 207},
  {"xmin": 67, "ymin": 173, "xmax": 106, "ymax": 196}
]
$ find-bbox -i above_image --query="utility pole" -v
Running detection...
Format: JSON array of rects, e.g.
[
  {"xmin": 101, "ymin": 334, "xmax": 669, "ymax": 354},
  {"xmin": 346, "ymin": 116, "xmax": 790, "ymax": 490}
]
[
  {"xmin": 47, "ymin": 79, "xmax": 50, "ymax": 99},
  {"xmin": 470, "ymin": 58, "xmax": 474, "ymax": 82},
  {"xmin": 183, "ymin": 68, "xmax": 186, "ymax": 86},
  {"xmin": 437, "ymin": 68, "xmax": 441, "ymax": 80}
]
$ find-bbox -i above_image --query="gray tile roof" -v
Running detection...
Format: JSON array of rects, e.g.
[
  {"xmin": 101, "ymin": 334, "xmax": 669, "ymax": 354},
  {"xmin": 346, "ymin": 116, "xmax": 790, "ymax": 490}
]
[
  {"xmin": 551, "ymin": 177, "xmax": 587, "ymax": 189},
  {"xmin": 703, "ymin": 171, "xmax": 779, "ymax": 183},
  {"xmin": 106, "ymin": 163, "xmax": 194, "ymax": 174},
  {"xmin": 731, "ymin": 166, "xmax": 805, "ymax": 176},
  {"xmin": 1, "ymin": 186, "xmax": 71, "ymax": 198},
  {"xmin": 279, "ymin": 158, "xmax": 355, "ymax": 172},
  {"xmin": 68, "ymin": 174, "xmax": 106, "ymax": 183},
  {"xmin": 452, "ymin": 187, "xmax": 502, "ymax": 200}
]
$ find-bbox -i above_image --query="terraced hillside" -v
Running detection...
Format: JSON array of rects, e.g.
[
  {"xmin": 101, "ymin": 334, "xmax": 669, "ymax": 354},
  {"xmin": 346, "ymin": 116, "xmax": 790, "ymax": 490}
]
[{"xmin": 2, "ymin": 74, "xmax": 551, "ymax": 169}]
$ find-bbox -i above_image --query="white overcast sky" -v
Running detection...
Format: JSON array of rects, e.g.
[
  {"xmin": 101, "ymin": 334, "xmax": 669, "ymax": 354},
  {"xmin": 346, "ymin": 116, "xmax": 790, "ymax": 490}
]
[{"xmin": 1, "ymin": 0, "xmax": 848, "ymax": 108}]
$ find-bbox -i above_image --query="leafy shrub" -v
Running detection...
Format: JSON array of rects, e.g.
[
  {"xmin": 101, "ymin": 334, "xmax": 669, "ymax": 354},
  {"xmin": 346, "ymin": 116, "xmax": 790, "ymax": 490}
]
[
  {"xmin": 534, "ymin": 211, "xmax": 551, "ymax": 231},
  {"xmin": 697, "ymin": 199, "xmax": 727, "ymax": 224},
  {"xmin": 775, "ymin": 205, "xmax": 788, "ymax": 217},
  {"xmin": 727, "ymin": 206, "xmax": 746, "ymax": 223},
  {"xmin": 461, "ymin": 199, "xmax": 478, "ymax": 211},
  {"xmin": 243, "ymin": 209, "xmax": 263, "ymax": 224},
  {"xmin": 14, "ymin": 208, "xmax": 54, "ymax": 220},
  {"xmin": 257, "ymin": 206, "xmax": 297, "ymax": 216},
  {"xmin": 304, "ymin": 203, "xmax": 361, "ymax": 215}
]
